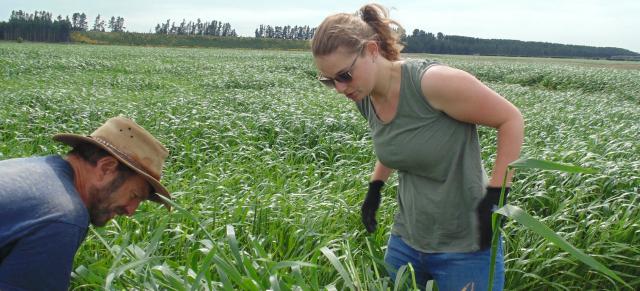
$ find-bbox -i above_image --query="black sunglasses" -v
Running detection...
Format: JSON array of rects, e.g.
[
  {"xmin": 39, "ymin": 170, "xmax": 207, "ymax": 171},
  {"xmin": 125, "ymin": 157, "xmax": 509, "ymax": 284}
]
[{"xmin": 318, "ymin": 51, "xmax": 360, "ymax": 88}]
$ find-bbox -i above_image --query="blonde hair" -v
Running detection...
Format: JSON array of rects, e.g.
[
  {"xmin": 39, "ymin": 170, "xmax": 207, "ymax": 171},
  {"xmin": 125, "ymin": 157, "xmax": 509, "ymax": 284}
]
[{"xmin": 311, "ymin": 3, "xmax": 404, "ymax": 61}]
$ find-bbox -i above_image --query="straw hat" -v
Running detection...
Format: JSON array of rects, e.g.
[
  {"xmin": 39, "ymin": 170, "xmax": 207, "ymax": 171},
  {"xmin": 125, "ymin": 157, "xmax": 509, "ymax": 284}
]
[{"xmin": 53, "ymin": 116, "xmax": 171, "ymax": 209}]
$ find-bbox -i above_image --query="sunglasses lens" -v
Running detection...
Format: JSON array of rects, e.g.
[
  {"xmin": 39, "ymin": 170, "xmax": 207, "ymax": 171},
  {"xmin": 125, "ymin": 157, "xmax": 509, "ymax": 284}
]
[{"xmin": 334, "ymin": 72, "xmax": 352, "ymax": 83}]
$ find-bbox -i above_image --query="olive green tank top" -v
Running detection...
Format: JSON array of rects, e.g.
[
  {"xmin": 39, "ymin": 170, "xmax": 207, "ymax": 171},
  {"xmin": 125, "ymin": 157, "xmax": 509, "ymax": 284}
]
[{"xmin": 356, "ymin": 59, "xmax": 488, "ymax": 252}]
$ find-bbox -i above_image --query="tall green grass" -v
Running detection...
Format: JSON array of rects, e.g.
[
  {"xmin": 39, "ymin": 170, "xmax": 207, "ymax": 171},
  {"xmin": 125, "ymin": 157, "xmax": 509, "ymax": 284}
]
[{"xmin": 1, "ymin": 42, "xmax": 638, "ymax": 290}]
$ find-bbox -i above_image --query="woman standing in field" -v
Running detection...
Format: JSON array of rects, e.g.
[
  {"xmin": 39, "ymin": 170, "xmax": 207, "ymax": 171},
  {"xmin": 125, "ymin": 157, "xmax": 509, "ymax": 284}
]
[{"xmin": 311, "ymin": 4, "xmax": 524, "ymax": 290}]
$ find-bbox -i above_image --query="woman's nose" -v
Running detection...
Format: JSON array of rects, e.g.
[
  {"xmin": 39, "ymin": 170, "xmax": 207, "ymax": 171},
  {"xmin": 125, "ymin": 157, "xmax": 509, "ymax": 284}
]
[{"xmin": 334, "ymin": 81, "xmax": 348, "ymax": 93}]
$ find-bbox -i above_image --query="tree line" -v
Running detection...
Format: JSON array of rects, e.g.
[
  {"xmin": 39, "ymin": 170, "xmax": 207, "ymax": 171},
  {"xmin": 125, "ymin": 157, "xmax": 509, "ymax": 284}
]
[
  {"xmin": 69, "ymin": 13, "xmax": 124, "ymax": 32},
  {"xmin": 0, "ymin": 10, "xmax": 71, "ymax": 42},
  {"xmin": 254, "ymin": 25, "xmax": 315, "ymax": 40},
  {"xmin": 0, "ymin": 10, "xmax": 127, "ymax": 42},
  {"xmin": 403, "ymin": 29, "xmax": 639, "ymax": 58},
  {"xmin": 153, "ymin": 19, "xmax": 236, "ymax": 37},
  {"xmin": 2, "ymin": 10, "xmax": 637, "ymax": 58}
]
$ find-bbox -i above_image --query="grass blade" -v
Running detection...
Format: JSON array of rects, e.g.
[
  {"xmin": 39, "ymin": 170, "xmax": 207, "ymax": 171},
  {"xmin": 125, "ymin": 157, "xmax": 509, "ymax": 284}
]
[
  {"xmin": 320, "ymin": 246, "xmax": 355, "ymax": 290},
  {"xmin": 226, "ymin": 225, "xmax": 247, "ymax": 276},
  {"xmin": 496, "ymin": 204, "xmax": 629, "ymax": 287},
  {"xmin": 509, "ymin": 158, "xmax": 597, "ymax": 174},
  {"xmin": 270, "ymin": 261, "xmax": 317, "ymax": 273},
  {"xmin": 104, "ymin": 256, "xmax": 162, "ymax": 289}
]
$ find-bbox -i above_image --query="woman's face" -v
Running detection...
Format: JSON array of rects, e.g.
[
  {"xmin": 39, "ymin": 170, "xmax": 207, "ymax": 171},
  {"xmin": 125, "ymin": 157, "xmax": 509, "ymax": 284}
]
[{"xmin": 314, "ymin": 46, "xmax": 375, "ymax": 102}]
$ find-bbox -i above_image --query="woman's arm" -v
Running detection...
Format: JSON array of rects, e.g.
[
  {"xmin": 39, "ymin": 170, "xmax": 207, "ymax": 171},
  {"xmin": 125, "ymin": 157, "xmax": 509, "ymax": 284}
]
[
  {"xmin": 421, "ymin": 66, "xmax": 524, "ymax": 187},
  {"xmin": 371, "ymin": 159, "xmax": 394, "ymax": 182}
]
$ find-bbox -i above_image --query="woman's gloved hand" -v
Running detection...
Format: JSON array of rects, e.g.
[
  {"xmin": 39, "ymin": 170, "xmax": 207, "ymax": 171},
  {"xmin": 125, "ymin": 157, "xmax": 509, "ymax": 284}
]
[
  {"xmin": 477, "ymin": 186, "xmax": 510, "ymax": 249},
  {"xmin": 361, "ymin": 180, "xmax": 384, "ymax": 233}
]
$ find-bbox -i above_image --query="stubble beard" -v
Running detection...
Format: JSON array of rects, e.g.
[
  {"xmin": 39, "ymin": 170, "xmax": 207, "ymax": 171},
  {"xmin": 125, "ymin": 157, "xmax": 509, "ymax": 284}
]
[{"xmin": 88, "ymin": 172, "xmax": 129, "ymax": 227}]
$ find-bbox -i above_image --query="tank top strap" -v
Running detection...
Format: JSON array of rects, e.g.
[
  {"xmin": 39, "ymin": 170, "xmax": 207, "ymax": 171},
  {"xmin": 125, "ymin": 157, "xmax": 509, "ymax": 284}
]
[{"xmin": 397, "ymin": 59, "xmax": 443, "ymax": 118}]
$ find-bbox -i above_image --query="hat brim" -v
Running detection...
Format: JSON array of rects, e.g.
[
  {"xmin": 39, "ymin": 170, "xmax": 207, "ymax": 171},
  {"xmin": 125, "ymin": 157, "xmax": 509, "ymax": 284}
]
[{"xmin": 53, "ymin": 133, "xmax": 172, "ymax": 210}]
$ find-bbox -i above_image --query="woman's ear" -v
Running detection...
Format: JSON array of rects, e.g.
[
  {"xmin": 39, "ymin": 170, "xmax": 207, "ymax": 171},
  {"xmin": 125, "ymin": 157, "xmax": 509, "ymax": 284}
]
[{"xmin": 365, "ymin": 41, "xmax": 379, "ymax": 62}]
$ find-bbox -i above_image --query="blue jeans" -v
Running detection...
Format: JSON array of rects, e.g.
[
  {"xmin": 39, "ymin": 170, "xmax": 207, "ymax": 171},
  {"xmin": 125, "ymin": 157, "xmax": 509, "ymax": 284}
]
[{"xmin": 384, "ymin": 234, "xmax": 505, "ymax": 291}]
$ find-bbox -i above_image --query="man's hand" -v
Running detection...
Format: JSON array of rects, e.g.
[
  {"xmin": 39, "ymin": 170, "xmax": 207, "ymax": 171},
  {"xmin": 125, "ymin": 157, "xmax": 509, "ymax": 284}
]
[{"xmin": 361, "ymin": 180, "xmax": 384, "ymax": 233}]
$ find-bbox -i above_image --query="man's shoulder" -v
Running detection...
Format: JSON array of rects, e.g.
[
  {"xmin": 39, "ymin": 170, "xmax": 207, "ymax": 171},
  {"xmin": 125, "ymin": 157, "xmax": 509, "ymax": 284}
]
[
  {"xmin": 0, "ymin": 155, "xmax": 68, "ymax": 175},
  {"xmin": 0, "ymin": 155, "xmax": 88, "ymax": 227},
  {"xmin": 0, "ymin": 155, "xmax": 74, "ymax": 195}
]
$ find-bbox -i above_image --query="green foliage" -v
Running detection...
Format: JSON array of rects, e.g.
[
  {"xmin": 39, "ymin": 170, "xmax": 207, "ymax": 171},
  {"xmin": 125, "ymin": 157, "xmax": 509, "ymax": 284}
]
[
  {"xmin": 0, "ymin": 10, "xmax": 72, "ymax": 42},
  {"xmin": 433, "ymin": 55, "xmax": 640, "ymax": 103},
  {"xmin": 153, "ymin": 18, "xmax": 236, "ymax": 37},
  {"xmin": 488, "ymin": 159, "xmax": 630, "ymax": 290},
  {"xmin": 496, "ymin": 204, "xmax": 627, "ymax": 286},
  {"xmin": 75, "ymin": 31, "xmax": 310, "ymax": 50},
  {"xmin": 404, "ymin": 30, "xmax": 640, "ymax": 58},
  {"xmin": 0, "ymin": 43, "xmax": 638, "ymax": 290}
]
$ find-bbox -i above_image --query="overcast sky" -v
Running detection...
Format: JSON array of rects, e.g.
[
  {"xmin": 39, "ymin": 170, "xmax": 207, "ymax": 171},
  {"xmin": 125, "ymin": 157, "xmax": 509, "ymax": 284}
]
[{"xmin": 2, "ymin": 0, "xmax": 638, "ymax": 53}]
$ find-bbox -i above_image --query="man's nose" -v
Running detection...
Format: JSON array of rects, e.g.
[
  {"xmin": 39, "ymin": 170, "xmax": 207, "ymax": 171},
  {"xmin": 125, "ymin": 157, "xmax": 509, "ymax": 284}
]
[{"xmin": 124, "ymin": 199, "xmax": 141, "ymax": 216}]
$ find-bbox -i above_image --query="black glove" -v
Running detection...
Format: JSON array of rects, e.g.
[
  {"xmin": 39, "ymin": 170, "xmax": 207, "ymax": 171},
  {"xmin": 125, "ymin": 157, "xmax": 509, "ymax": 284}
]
[
  {"xmin": 477, "ymin": 186, "xmax": 510, "ymax": 250},
  {"xmin": 361, "ymin": 180, "xmax": 384, "ymax": 233}
]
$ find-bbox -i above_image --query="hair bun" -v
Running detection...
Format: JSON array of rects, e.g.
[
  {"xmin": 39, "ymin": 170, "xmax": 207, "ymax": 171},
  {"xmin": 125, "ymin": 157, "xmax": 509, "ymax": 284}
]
[{"xmin": 359, "ymin": 5, "xmax": 384, "ymax": 23}]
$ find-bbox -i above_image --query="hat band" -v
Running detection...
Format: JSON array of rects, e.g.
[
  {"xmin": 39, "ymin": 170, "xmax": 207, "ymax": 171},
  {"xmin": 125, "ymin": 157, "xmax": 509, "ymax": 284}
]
[{"xmin": 92, "ymin": 136, "xmax": 161, "ymax": 180}]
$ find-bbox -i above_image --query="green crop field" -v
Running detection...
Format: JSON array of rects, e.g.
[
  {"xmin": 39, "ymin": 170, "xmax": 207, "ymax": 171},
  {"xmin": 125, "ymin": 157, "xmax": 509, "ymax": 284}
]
[{"xmin": 1, "ymin": 42, "xmax": 638, "ymax": 290}]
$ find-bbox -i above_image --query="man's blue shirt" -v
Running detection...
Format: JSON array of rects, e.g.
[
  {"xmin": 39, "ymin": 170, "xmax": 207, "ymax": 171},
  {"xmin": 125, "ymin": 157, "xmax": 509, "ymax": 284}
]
[{"xmin": 0, "ymin": 155, "xmax": 89, "ymax": 291}]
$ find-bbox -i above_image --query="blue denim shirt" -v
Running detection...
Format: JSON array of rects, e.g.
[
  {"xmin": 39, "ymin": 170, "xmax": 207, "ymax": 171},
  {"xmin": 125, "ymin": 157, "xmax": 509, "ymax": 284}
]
[{"xmin": 0, "ymin": 155, "xmax": 89, "ymax": 291}]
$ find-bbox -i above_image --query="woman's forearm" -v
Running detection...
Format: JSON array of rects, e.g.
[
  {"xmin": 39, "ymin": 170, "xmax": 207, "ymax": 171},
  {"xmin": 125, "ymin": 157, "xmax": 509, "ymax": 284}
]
[
  {"xmin": 488, "ymin": 114, "xmax": 524, "ymax": 187},
  {"xmin": 371, "ymin": 160, "xmax": 394, "ymax": 182}
]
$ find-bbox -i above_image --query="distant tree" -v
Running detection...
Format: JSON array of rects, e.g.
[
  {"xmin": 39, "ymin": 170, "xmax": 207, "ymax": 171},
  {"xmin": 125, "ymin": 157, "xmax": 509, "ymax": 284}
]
[
  {"xmin": 195, "ymin": 18, "xmax": 202, "ymax": 35},
  {"xmin": 92, "ymin": 14, "xmax": 105, "ymax": 32},
  {"xmin": 266, "ymin": 25, "xmax": 274, "ymax": 38},
  {"xmin": 108, "ymin": 16, "xmax": 115, "ymax": 32},
  {"xmin": 79, "ymin": 13, "xmax": 88, "ymax": 31},
  {"xmin": 71, "ymin": 13, "xmax": 80, "ymax": 30},
  {"xmin": 257, "ymin": 25, "xmax": 265, "ymax": 38},
  {"xmin": 107, "ymin": 16, "xmax": 125, "ymax": 32},
  {"xmin": 69, "ymin": 12, "xmax": 88, "ymax": 31},
  {"xmin": 116, "ymin": 16, "xmax": 125, "ymax": 32},
  {"xmin": 221, "ymin": 23, "xmax": 234, "ymax": 36},
  {"xmin": 162, "ymin": 19, "xmax": 171, "ymax": 34},
  {"xmin": 178, "ymin": 19, "xmax": 186, "ymax": 34},
  {"xmin": 170, "ymin": 21, "xmax": 176, "ymax": 34}
]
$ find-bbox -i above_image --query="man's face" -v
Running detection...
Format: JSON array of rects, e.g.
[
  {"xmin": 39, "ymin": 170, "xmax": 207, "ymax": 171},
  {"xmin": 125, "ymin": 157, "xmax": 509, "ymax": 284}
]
[{"xmin": 88, "ymin": 172, "xmax": 151, "ymax": 227}]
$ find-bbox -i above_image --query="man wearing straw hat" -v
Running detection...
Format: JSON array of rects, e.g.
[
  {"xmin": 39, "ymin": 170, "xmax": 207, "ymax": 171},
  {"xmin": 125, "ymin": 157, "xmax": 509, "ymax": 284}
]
[{"xmin": 0, "ymin": 116, "xmax": 172, "ymax": 290}]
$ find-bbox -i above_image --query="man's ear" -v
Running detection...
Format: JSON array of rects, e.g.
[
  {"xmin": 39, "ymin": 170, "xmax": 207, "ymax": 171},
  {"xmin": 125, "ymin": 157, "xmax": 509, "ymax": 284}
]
[{"xmin": 95, "ymin": 156, "xmax": 119, "ymax": 182}]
